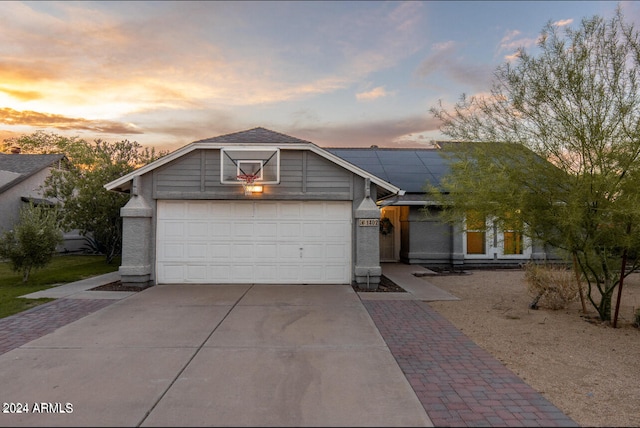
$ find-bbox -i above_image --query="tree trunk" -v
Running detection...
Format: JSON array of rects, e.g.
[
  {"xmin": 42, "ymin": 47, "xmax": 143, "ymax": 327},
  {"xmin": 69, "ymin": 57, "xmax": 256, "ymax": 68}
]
[
  {"xmin": 613, "ymin": 248, "xmax": 628, "ymax": 328},
  {"xmin": 573, "ymin": 253, "xmax": 588, "ymax": 313},
  {"xmin": 597, "ymin": 286, "xmax": 613, "ymax": 323}
]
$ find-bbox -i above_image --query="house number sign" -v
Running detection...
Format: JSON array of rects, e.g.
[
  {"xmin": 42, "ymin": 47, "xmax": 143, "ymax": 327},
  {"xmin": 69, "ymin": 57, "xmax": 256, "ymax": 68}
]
[{"xmin": 358, "ymin": 219, "xmax": 379, "ymax": 227}]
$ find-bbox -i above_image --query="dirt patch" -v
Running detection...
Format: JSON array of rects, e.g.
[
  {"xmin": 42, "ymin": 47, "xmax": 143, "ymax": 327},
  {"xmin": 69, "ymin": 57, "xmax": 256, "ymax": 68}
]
[
  {"xmin": 352, "ymin": 274, "xmax": 407, "ymax": 292},
  {"xmin": 425, "ymin": 269, "xmax": 640, "ymax": 428},
  {"xmin": 90, "ymin": 281, "xmax": 144, "ymax": 292}
]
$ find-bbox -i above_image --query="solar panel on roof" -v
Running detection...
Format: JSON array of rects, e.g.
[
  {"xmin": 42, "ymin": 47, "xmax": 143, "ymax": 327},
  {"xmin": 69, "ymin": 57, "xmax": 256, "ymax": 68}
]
[{"xmin": 328, "ymin": 148, "xmax": 451, "ymax": 191}]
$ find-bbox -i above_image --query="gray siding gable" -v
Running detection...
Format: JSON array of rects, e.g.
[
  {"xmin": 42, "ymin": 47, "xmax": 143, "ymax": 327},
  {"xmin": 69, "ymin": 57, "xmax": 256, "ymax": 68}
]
[
  {"xmin": 153, "ymin": 148, "xmax": 354, "ymax": 200},
  {"xmin": 105, "ymin": 128, "xmax": 401, "ymax": 197}
]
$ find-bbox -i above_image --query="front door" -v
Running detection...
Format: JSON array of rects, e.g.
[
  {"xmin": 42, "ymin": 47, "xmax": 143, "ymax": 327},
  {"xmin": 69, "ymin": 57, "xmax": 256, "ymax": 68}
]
[{"xmin": 379, "ymin": 206, "xmax": 400, "ymax": 262}]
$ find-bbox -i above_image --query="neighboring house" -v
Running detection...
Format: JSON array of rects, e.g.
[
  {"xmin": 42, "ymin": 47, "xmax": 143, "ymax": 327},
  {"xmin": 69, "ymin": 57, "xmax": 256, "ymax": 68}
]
[
  {"xmin": 105, "ymin": 128, "xmax": 557, "ymax": 288},
  {"xmin": 0, "ymin": 150, "xmax": 84, "ymax": 253}
]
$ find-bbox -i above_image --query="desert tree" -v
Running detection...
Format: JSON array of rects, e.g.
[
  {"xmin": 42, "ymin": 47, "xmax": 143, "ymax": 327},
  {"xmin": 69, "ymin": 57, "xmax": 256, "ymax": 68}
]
[{"xmin": 429, "ymin": 7, "xmax": 640, "ymax": 323}]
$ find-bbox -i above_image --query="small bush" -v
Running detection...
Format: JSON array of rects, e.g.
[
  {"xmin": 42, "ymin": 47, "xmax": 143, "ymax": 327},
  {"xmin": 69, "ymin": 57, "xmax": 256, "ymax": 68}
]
[
  {"xmin": 0, "ymin": 203, "xmax": 63, "ymax": 282},
  {"xmin": 524, "ymin": 262, "xmax": 579, "ymax": 310}
]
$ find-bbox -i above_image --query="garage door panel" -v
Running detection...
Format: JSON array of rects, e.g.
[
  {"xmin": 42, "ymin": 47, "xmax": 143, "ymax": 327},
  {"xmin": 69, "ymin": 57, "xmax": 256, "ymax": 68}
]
[
  {"xmin": 231, "ymin": 265, "xmax": 255, "ymax": 281},
  {"xmin": 279, "ymin": 203, "xmax": 303, "ymax": 218},
  {"xmin": 278, "ymin": 265, "xmax": 301, "ymax": 281},
  {"xmin": 231, "ymin": 243, "xmax": 254, "ymax": 258},
  {"xmin": 186, "ymin": 202, "xmax": 210, "ymax": 219},
  {"xmin": 301, "ymin": 265, "xmax": 324, "ymax": 281},
  {"xmin": 324, "ymin": 223, "xmax": 349, "ymax": 238},
  {"xmin": 210, "ymin": 265, "xmax": 231, "ymax": 281},
  {"xmin": 187, "ymin": 243, "xmax": 208, "ymax": 259},
  {"xmin": 158, "ymin": 201, "xmax": 185, "ymax": 219},
  {"xmin": 157, "ymin": 201, "xmax": 352, "ymax": 284},
  {"xmin": 255, "ymin": 264, "xmax": 277, "ymax": 279},
  {"xmin": 278, "ymin": 244, "xmax": 302, "ymax": 260},
  {"xmin": 278, "ymin": 222, "xmax": 301, "ymax": 238},
  {"xmin": 255, "ymin": 202, "xmax": 278, "ymax": 217},
  {"xmin": 303, "ymin": 244, "xmax": 324, "ymax": 258},
  {"xmin": 159, "ymin": 264, "xmax": 185, "ymax": 282},
  {"xmin": 161, "ymin": 243, "xmax": 184, "ymax": 259},
  {"xmin": 211, "ymin": 222, "xmax": 231, "ymax": 238},
  {"xmin": 255, "ymin": 243, "xmax": 278, "ymax": 259},
  {"xmin": 325, "ymin": 244, "xmax": 349, "ymax": 260},
  {"xmin": 211, "ymin": 204, "xmax": 233, "ymax": 218},
  {"xmin": 186, "ymin": 264, "xmax": 207, "ymax": 282},
  {"xmin": 232, "ymin": 203, "xmax": 254, "ymax": 218},
  {"xmin": 210, "ymin": 243, "xmax": 231, "ymax": 259},
  {"xmin": 233, "ymin": 222, "xmax": 254, "ymax": 237},
  {"xmin": 187, "ymin": 222, "xmax": 209, "ymax": 239},
  {"xmin": 254, "ymin": 222, "xmax": 278, "ymax": 239},
  {"xmin": 325, "ymin": 265, "xmax": 351, "ymax": 281},
  {"xmin": 319, "ymin": 202, "xmax": 351, "ymax": 219},
  {"xmin": 302, "ymin": 222, "xmax": 324, "ymax": 238},
  {"xmin": 162, "ymin": 221, "xmax": 184, "ymax": 237}
]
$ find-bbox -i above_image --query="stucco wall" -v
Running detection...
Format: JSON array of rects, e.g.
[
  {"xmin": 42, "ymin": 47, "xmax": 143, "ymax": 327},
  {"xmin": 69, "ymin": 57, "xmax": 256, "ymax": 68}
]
[{"xmin": 0, "ymin": 168, "xmax": 52, "ymax": 234}]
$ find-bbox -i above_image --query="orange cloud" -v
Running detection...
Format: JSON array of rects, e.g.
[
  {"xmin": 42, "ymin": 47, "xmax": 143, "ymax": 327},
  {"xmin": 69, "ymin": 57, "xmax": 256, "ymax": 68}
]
[
  {"xmin": 0, "ymin": 86, "xmax": 43, "ymax": 101},
  {"xmin": 0, "ymin": 108, "xmax": 143, "ymax": 134}
]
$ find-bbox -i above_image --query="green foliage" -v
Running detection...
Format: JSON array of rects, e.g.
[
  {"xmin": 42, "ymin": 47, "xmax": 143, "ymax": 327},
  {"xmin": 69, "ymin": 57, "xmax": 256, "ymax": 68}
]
[
  {"xmin": 0, "ymin": 255, "xmax": 120, "ymax": 319},
  {"xmin": 6, "ymin": 131, "xmax": 168, "ymax": 264},
  {"xmin": 430, "ymin": 8, "xmax": 640, "ymax": 322},
  {"xmin": 0, "ymin": 203, "xmax": 63, "ymax": 282}
]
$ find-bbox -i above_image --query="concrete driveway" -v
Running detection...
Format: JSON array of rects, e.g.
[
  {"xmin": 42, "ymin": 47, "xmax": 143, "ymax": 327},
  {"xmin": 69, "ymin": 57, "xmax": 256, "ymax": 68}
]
[{"xmin": 0, "ymin": 284, "xmax": 432, "ymax": 427}]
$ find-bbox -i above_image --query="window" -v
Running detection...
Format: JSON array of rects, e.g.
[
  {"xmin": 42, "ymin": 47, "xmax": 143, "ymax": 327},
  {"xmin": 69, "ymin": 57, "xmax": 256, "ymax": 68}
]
[
  {"xmin": 502, "ymin": 212, "xmax": 524, "ymax": 255},
  {"xmin": 466, "ymin": 211, "xmax": 486, "ymax": 255}
]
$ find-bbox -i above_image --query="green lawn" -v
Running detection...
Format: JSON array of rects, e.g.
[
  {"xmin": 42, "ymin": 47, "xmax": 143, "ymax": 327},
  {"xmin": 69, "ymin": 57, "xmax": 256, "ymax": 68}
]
[{"xmin": 0, "ymin": 254, "xmax": 120, "ymax": 319}]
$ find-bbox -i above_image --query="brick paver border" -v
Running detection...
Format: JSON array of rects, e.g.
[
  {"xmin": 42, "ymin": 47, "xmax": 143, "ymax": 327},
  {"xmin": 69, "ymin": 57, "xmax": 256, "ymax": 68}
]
[
  {"xmin": 363, "ymin": 299, "xmax": 579, "ymax": 427},
  {"xmin": 0, "ymin": 298, "xmax": 115, "ymax": 355}
]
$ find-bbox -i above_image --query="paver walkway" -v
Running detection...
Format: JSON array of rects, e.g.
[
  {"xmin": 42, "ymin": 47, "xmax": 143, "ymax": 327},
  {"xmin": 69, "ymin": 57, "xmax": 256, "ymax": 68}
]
[
  {"xmin": 0, "ymin": 298, "xmax": 115, "ymax": 355},
  {"xmin": 363, "ymin": 299, "xmax": 579, "ymax": 427}
]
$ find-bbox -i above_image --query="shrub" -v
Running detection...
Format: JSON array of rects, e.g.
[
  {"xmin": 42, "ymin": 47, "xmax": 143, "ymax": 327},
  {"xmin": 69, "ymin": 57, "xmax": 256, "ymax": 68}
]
[
  {"xmin": 0, "ymin": 203, "xmax": 63, "ymax": 282},
  {"xmin": 524, "ymin": 262, "xmax": 579, "ymax": 310}
]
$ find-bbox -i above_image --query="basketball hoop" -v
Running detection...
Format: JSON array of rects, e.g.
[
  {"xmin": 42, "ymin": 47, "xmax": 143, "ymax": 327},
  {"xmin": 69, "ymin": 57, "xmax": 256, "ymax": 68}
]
[{"xmin": 237, "ymin": 173, "xmax": 261, "ymax": 195}]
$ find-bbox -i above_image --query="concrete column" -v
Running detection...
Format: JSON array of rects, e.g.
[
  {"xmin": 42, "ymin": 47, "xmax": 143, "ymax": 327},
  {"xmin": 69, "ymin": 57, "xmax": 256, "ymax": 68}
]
[
  {"xmin": 119, "ymin": 195, "xmax": 153, "ymax": 288},
  {"xmin": 451, "ymin": 222, "xmax": 464, "ymax": 268},
  {"xmin": 354, "ymin": 179, "xmax": 381, "ymax": 290}
]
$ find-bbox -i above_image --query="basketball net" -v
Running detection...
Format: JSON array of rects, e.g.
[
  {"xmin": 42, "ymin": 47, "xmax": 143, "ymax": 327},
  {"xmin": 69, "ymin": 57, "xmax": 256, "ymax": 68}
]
[{"xmin": 237, "ymin": 173, "xmax": 259, "ymax": 195}]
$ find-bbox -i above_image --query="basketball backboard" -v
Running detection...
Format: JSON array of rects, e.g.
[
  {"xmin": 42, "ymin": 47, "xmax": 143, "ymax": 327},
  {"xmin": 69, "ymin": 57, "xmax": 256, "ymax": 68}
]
[{"xmin": 220, "ymin": 147, "xmax": 280, "ymax": 184}]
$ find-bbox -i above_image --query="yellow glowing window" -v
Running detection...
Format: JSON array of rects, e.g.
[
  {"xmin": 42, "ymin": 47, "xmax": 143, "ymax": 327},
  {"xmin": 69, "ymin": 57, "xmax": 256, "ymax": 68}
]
[
  {"xmin": 503, "ymin": 212, "xmax": 523, "ymax": 255},
  {"xmin": 466, "ymin": 212, "xmax": 486, "ymax": 255},
  {"xmin": 503, "ymin": 231, "xmax": 523, "ymax": 254}
]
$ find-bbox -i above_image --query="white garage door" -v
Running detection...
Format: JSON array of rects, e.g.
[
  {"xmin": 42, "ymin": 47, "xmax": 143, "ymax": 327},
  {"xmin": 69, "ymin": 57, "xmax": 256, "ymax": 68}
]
[{"xmin": 156, "ymin": 200, "xmax": 352, "ymax": 284}]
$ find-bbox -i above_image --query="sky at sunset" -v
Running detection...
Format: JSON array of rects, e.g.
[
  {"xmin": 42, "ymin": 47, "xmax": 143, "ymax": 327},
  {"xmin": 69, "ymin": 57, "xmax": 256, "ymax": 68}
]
[{"xmin": 1, "ymin": 1, "xmax": 638, "ymax": 152}]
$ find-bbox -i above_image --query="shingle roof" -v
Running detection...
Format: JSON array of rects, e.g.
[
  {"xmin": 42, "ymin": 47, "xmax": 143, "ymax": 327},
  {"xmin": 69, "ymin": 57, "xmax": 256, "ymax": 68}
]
[
  {"xmin": 326, "ymin": 147, "xmax": 450, "ymax": 193},
  {"xmin": 194, "ymin": 127, "xmax": 312, "ymax": 145},
  {"xmin": 0, "ymin": 153, "xmax": 65, "ymax": 195}
]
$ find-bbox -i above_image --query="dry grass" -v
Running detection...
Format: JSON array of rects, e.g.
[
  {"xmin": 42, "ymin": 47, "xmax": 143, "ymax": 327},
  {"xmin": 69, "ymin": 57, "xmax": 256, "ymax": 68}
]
[{"xmin": 523, "ymin": 262, "xmax": 580, "ymax": 310}]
